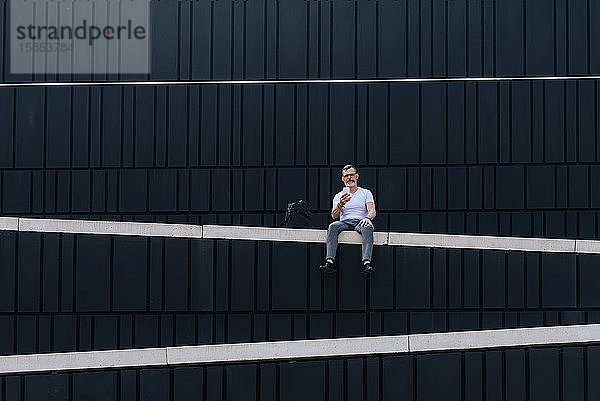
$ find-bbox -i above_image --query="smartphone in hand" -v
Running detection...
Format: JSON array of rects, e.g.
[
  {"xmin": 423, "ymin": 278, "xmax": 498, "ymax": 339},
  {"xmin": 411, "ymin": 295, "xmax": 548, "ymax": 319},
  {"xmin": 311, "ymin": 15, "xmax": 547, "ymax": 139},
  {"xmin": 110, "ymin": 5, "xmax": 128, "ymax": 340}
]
[{"xmin": 341, "ymin": 186, "xmax": 351, "ymax": 203}]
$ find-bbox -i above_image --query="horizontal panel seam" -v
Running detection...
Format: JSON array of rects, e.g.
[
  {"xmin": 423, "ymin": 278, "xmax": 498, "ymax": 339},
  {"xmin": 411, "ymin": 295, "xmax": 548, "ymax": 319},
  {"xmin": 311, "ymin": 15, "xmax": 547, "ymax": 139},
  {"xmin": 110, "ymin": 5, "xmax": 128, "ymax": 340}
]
[{"xmin": 3, "ymin": 75, "xmax": 600, "ymax": 88}]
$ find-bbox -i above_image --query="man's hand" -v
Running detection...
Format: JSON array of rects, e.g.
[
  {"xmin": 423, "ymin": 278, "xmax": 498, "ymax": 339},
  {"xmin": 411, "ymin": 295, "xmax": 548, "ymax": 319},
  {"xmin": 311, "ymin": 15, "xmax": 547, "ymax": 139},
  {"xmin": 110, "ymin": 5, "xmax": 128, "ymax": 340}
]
[
  {"xmin": 339, "ymin": 193, "xmax": 351, "ymax": 206},
  {"xmin": 332, "ymin": 193, "xmax": 352, "ymax": 219},
  {"xmin": 358, "ymin": 217, "xmax": 374, "ymax": 228}
]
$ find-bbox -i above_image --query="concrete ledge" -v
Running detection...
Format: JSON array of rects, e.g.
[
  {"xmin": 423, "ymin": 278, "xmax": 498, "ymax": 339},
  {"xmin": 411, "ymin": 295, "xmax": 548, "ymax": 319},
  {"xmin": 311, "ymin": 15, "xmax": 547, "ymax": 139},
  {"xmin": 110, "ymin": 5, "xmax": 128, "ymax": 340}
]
[
  {"xmin": 167, "ymin": 335, "xmax": 408, "ymax": 365},
  {"xmin": 203, "ymin": 225, "xmax": 388, "ymax": 245},
  {"xmin": 388, "ymin": 232, "xmax": 576, "ymax": 253},
  {"xmin": 409, "ymin": 324, "xmax": 600, "ymax": 353},
  {"xmin": 575, "ymin": 240, "xmax": 600, "ymax": 254},
  {"xmin": 1, "ymin": 325, "xmax": 600, "ymax": 374},
  {"xmin": 0, "ymin": 217, "xmax": 19, "ymax": 231},
  {"xmin": 19, "ymin": 218, "xmax": 203, "ymax": 239},
  {"xmin": 2, "ymin": 217, "xmax": 600, "ymax": 254},
  {"xmin": 0, "ymin": 348, "xmax": 166, "ymax": 375}
]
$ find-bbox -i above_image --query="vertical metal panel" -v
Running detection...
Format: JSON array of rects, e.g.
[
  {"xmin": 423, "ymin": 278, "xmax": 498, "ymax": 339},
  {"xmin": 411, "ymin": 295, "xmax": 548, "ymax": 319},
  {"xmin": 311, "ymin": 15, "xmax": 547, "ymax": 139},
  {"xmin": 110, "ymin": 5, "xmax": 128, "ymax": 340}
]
[
  {"xmin": 432, "ymin": 0, "xmax": 446, "ymax": 77},
  {"xmin": 226, "ymin": 365, "xmax": 256, "ymax": 401},
  {"xmin": 113, "ymin": 237, "xmax": 147, "ymax": 311},
  {"xmin": 134, "ymin": 87, "xmax": 155, "ymax": 167},
  {"xmin": 421, "ymin": 84, "xmax": 446, "ymax": 163},
  {"xmin": 477, "ymin": 83, "xmax": 498, "ymax": 162},
  {"xmin": 369, "ymin": 246, "xmax": 393, "ymax": 309},
  {"xmin": 562, "ymin": 347, "xmax": 585, "ymax": 401},
  {"xmin": 541, "ymin": 253, "xmax": 576, "ymax": 308},
  {"xmin": 122, "ymin": 88, "xmax": 135, "ymax": 168},
  {"xmin": 482, "ymin": 1, "xmax": 495, "ymax": 76},
  {"xmin": 24, "ymin": 374, "xmax": 69, "ymax": 401},
  {"xmin": 164, "ymin": 239, "xmax": 188, "ymax": 311},
  {"xmin": 17, "ymin": 232, "xmax": 40, "ymax": 312},
  {"xmin": 396, "ymin": 247, "xmax": 430, "ymax": 309},
  {"xmin": 175, "ymin": 314, "xmax": 195, "ymax": 346},
  {"xmin": 101, "ymin": 87, "xmax": 122, "ymax": 167},
  {"xmin": 14, "ymin": 88, "xmax": 44, "ymax": 168},
  {"xmin": 331, "ymin": 1, "xmax": 354, "ymax": 79},
  {"xmin": 94, "ymin": 315, "xmax": 118, "ymax": 350},
  {"xmin": 45, "ymin": 88, "xmax": 71, "ymax": 168},
  {"xmin": 526, "ymin": 1, "xmax": 554, "ymax": 75},
  {"xmin": 268, "ymin": 314, "xmax": 291, "ymax": 340},
  {"xmin": 140, "ymin": 368, "xmax": 170, "ymax": 401},
  {"xmin": 329, "ymin": 85, "xmax": 355, "ymax": 165},
  {"xmin": 467, "ymin": 1, "xmax": 482, "ymax": 76},
  {"xmin": 0, "ymin": 316, "xmax": 14, "ymax": 355},
  {"xmin": 496, "ymin": 0, "xmax": 524, "ymax": 77},
  {"xmin": 279, "ymin": 2, "xmax": 307, "ymax": 79},
  {"xmin": 271, "ymin": 243, "xmax": 306, "ymax": 311},
  {"xmin": 75, "ymin": 235, "xmax": 111, "ymax": 312},
  {"xmin": 308, "ymin": 85, "xmax": 328, "ymax": 164},
  {"xmin": 529, "ymin": 348, "xmax": 560, "ymax": 401},
  {"xmin": 486, "ymin": 351, "xmax": 504, "ymax": 401},
  {"xmin": 390, "ymin": 83, "xmax": 419, "ymax": 164},
  {"xmin": 417, "ymin": 353, "xmax": 461, "ymax": 401},
  {"xmin": 150, "ymin": 2, "xmax": 179, "ymax": 80},
  {"xmin": 431, "ymin": 248, "xmax": 446, "ymax": 308},
  {"xmin": 356, "ymin": 2, "xmax": 376, "ymax": 78},
  {"xmin": 280, "ymin": 361, "xmax": 325, "ymax": 401},
  {"xmin": 134, "ymin": 315, "xmax": 159, "ymax": 348},
  {"xmin": 230, "ymin": 241, "xmax": 254, "ymax": 311},
  {"xmin": 337, "ymin": 244, "xmax": 365, "ymax": 310}
]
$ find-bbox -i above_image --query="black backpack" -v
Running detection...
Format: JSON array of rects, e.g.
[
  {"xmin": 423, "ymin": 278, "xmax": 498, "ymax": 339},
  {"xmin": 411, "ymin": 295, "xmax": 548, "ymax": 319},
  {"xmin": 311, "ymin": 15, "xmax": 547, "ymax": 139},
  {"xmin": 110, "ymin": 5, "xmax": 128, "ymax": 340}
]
[{"xmin": 280, "ymin": 200, "xmax": 312, "ymax": 228}]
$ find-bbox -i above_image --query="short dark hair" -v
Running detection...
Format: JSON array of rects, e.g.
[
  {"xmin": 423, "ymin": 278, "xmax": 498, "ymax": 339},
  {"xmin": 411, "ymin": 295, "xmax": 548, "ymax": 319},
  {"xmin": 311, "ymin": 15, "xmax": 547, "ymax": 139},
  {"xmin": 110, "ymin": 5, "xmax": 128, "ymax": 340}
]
[{"xmin": 342, "ymin": 164, "xmax": 357, "ymax": 174}]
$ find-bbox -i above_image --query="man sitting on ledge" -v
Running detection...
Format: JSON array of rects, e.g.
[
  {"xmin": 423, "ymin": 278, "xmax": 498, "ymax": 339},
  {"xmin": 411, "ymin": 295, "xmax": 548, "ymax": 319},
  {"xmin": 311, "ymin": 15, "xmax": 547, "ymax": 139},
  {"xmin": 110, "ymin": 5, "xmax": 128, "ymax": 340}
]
[{"xmin": 319, "ymin": 164, "xmax": 377, "ymax": 274}]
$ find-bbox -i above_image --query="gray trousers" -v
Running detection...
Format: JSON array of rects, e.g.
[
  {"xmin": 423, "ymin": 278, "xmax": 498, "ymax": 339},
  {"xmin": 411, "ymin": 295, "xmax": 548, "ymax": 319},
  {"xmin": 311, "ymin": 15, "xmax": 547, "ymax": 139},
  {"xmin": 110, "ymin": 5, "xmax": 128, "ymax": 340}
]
[{"xmin": 326, "ymin": 219, "xmax": 374, "ymax": 262}]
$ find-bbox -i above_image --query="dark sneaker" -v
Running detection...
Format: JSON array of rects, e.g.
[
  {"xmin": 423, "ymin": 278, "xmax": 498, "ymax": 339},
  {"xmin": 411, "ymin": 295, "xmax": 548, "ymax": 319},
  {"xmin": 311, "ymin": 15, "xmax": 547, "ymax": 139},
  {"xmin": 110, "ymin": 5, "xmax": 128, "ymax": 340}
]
[
  {"xmin": 361, "ymin": 262, "xmax": 374, "ymax": 274},
  {"xmin": 319, "ymin": 261, "xmax": 337, "ymax": 273}
]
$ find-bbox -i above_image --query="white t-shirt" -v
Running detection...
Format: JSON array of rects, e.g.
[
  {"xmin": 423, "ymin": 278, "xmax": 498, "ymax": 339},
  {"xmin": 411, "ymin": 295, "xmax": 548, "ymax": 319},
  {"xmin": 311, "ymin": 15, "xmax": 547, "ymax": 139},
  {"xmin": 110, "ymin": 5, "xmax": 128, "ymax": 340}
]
[{"xmin": 332, "ymin": 187, "xmax": 375, "ymax": 221}]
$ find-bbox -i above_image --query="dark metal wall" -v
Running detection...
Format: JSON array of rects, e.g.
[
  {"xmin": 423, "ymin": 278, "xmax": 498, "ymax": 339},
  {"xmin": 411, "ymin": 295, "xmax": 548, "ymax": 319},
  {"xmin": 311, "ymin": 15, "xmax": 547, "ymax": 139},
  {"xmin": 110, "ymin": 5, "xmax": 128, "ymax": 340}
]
[
  {"xmin": 1, "ymin": 1, "xmax": 599, "ymax": 399},
  {"xmin": 0, "ymin": 0, "xmax": 598, "ymax": 238},
  {"xmin": 2, "ymin": 346, "xmax": 600, "ymax": 401},
  {"xmin": 1, "ymin": 231, "xmax": 600, "ymax": 356},
  {"xmin": 2, "ymin": 81, "xmax": 600, "ymax": 238},
  {"xmin": 1, "ymin": 81, "xmax": 599, "ymax": 170},
  {"xmin": 1, "ymin": 0, "xmax": 599, "ymax": 81}
]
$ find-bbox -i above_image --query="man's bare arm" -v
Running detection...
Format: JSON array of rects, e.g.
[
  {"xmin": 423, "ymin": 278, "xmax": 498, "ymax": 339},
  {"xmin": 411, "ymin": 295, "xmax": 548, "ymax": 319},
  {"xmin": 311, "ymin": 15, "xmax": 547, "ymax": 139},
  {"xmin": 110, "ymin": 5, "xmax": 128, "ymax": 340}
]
[
  {"xmin": 358, "ymin": 201, "xmax": 377, "ymax": 227},
  {"xmin": 366, "ymin": 202, "xmax": 376, "ymax": 219},
  {"xmin": 331, "ymin": 203, "xmax": 342, "ymax": 219}
]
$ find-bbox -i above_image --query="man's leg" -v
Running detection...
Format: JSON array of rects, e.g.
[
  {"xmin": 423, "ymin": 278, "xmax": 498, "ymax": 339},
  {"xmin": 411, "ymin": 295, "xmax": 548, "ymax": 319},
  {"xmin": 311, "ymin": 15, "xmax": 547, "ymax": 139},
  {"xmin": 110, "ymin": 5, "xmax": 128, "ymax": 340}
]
[
  {"xmin": 325, "ymin": 220, "xmax": 353, "ymax": 262},
  {"xmin": 354, "ymin": 222, "xmax": 374, "ymax": 266}
]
